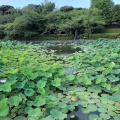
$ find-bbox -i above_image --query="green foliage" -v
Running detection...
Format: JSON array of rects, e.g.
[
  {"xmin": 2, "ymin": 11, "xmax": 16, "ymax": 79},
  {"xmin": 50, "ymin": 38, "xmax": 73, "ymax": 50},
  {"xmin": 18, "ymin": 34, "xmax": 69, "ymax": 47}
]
[
  {"xmin": 30, "ymin": 34, "xmax": 74, "ymax": 40},
  {"xmin": 103, "ymin": 28, "xmax": 120, "ymax": 33},
  {"xmin": 91, "ymin": 0, "xmax": 114, "ymax": 24},
  {"xmin": 87, "ymin": 33, "xmax": 120, "ymax": 39},
  {"xmin": 0, "ymin": 39, "xmax": 120, "ymax": 119},
  {"xmin": 112, "ymin": 4, "xmax": 120, "ymax": 25},
  {"xmin": 0, "ymin": 24, "xmax": 5, "ymax": 38},
  {"xmin": 4, "ymin": 10, "xmax": 46, "ymax": 39},
  {"xmin": 60, "ymin": 6, "xmax": 74, "ymax": 12}
]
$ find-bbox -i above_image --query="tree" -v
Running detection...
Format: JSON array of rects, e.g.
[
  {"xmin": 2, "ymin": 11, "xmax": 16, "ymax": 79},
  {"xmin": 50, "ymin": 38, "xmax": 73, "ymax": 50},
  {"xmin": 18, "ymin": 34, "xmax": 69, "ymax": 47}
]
[
  {"xmin": 111, "ymin": 4, "xmax": 120, "ymax": 26},
  {"xmin": 60, "ymin": 6, "xmax": 74, "ymax": 12},
  {"xmin": 0, "ymin": 24, "xmax": 5, "ymax": 38},
  {"xmin": 80, "ymin": 8, "xmax": 105, "ymax": 38},
  {"xmin": 5, "ymin": 11, "xmax": 46, "ymax": 39},
  {"xmin": 41, "ymin": 1, "xmax": 55, "ymax": 13},
  {"xmin": 91, "ymin": 0, "xmax": 114, "ymax": 25},
  {"xmin": 0, "ymin": 5, "xmax": 14, "ymax": 15}
]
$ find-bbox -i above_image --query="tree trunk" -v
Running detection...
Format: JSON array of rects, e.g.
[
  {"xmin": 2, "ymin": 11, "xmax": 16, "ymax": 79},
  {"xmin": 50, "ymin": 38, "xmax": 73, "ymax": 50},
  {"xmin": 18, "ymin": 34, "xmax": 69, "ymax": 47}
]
[{"xmin": 74, "ymin": 29, "xmax": 78, "ymax": 40}]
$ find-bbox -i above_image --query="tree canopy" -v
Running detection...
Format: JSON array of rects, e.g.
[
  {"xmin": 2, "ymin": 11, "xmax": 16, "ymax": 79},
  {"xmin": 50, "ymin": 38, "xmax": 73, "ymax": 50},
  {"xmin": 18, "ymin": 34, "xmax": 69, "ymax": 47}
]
[{"xmin": 0, "ymin": 0, "xmax": 119, "ymax": 39}]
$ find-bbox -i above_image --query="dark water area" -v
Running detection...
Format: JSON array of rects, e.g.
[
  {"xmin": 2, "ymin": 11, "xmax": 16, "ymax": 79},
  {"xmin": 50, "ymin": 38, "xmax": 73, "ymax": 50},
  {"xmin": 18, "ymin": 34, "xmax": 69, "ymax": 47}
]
[
  {"xmin": 47, "ymin": 45, "xmax": 77, "ymax": 55},
  {"xmin": 67, "ymin": 105, "xmax": 99, "ymax": 120}
]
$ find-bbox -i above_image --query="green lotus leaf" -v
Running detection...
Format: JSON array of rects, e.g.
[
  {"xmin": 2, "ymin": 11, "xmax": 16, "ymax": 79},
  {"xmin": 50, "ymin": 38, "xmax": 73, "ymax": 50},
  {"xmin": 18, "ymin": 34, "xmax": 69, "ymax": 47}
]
[
  {"xmin": 39, "ymin": 115, "xmax": 55, "ymax": 120},
  {"xmin": 33, "ymin": 98, "xmax": 45, "ymax": 106},
  {"xmin": 0, "ymin": 117, "xmax": 12, "ymax": 120},
  {"xmin": 22, "ymin": 67, "xmax": 38, "ymax": 80},
  {"xmin": 107, "ymin": 75, "xmax": 119, "ymax": 82},
  {"xmin": 28, "ymin": 72, "xmax": 38, "ymax": 80},
  {"xmin": 14, "ymin": 116, "xmax": 26, "ymax": 120},
  {"xmin": 66, "ymin": 74, "xmax": 75, "ymax": 81},
  {"xmin": 58, "ymin": 102, "xmax": 66, "ymax": 108},
  {"xmin": 48, "ymin": 95, "xmax": 56, "ymax": 101},
  {"xmin": 19, "ymin": 93, "xmax": 26, "ymax": 101},
  {"xmin": 73, "ymin": 87, "xmax": 86, "ymax": 92},
  {"xmin": 58, "ymin": 69, "xmax": 66, "ymax": 76},
  {"xmin": 89, "ymin": 114, "xmax": 101, "ymax": 120},
  {"xmin": 95, "ymin": 66, "xmax": 105, "ymax": 72},
  {"xmin": 108, "ymin": 62, "xmax": 115, "ymax": 69},
  {"xmin": 90, "ymin": 93, "xmax": 99, "ymax": 99},
  {"xmin": 70, "ymin": 115, "xmax": 75, "ymax": 118},
  {"xmin": 51, "ymin": 78, "xmax": 61, "ymax": 87},
  {"xmin": 37, "ymin": 80, "xmax": 47, "ymax": 88},
  {"xmin": 114, "ymin": 115, "xmax": 120, "ymax": 120},
  {"xmin": 1, "ymin": 58, "xmax": 9, "ymax": 64},
  {"xmin": 0, "ymin": 100, "xmax": 9, "ymax": 117},
  {"xmin": 10, "ymin": 113, "xmax": 16, "ymax": 118},
  {"xmin": 8, "ymin": 74, "xmax": 17, "ymax": 84},
  {"xmin": 100, "ymin": 113, "xmax": 110, "ymax": 119},
  {"xmin": 0, "ymin": 82, "xmax": 11, "ymax": 92},
  {"xmin": 11, "ymin": 107, "xmax": 19, "ymax": 113},
  {"xmin": 87, "ymin": 85, "xmax": 101, "ymax": 93},
  {"xmin": 27, "ymin": 108, "xmax": 42, "ymax": 117},
  {"xmin": 96, "ymin": 77, "xmax": 102, "ymax": 84},
  {"xmin": 87, "ymin": 104, "xmax": 97, "ymax": 112},
  {"xmin": 10, "ymin": 68, "xmax": 18, "ymax": 74},
  {"xmin": 26, "ymin": 117, "xmax": 36, "ymax": 120},
  {"xmin": 27, "ymin": 81, "xmax": 35, "ymax": 88},
  {"xmin": 111, "ymin": 69, "xmax": 120, "ymax": 74},
  {"xmin": 8, "ymin": 96, "xmax": 22, "ymax": 106},
  {"xmin": 82, "ymin": 108, "xmax": 90, "ymax": 114},
  {"xmin": 27, "ymin": 101, "xmax": 34, "ymax": 106},
  {"xmin": 61, "ymin": 108, "xmax": 69, "ymax": 113},
  {"xmin": 18, "ymin": 108, "xmax": 24, "ymax": 115},
  {"xmin": 78, "ymin": 100, "xmax": 88, "ymax": 107},
  {"xmin": 83, "ymin": 74, "xmax": 91, "ymax": 85},
  {"xmin": 106, "ymin": 84, "xmax": 111, "ymax": 90},
  {"xmin": 0, "ymin": 94, "xmax": 5, "ymax": 100},
  {"xmin": 24, "ymin": 89, "xmax": 34, "ymax": 96},
  {"xmin": 111, "ymin": 86, "xmax": 119, "ymax": 91},
  {"xmin": 67, "ymin": 105, "xmax": 75, "ymax": 111},
  {"xmin": 50, "ymin": 109, "xmax": 67, "ymax": 120},
  {"xmin": 98, "ymin": 107, "xmax": 107, "ymax": 113},
  {"xmin": 38, "ymin": 87, "xmax": 45, "ymax": 94},
  {"xmin": 16, "ymin": 81, "xmax": 26, "ymax": 89},
  {"xmin": 107, "ymin": 110, "xmax": 116, "ymax": 116},
  {"xmin": 44, "ymin": 73, "xmax": 52, "ymax": 78}
]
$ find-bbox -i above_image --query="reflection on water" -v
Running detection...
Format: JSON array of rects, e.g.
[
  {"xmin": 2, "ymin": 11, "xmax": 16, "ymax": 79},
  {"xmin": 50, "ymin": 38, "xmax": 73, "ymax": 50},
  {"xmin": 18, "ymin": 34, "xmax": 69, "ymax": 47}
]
[
  {"xmin": 67, "ymin": 105, "xmax": 99, "ymax": 120},
  {"xmin": 47, "ymin": 45, "xmax": 79, "ymax": 55}
]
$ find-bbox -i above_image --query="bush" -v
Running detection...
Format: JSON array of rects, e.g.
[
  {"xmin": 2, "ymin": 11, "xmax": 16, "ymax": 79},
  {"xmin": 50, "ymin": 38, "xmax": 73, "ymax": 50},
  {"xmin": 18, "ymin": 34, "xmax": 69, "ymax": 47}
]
[
  {"xmin": 103, "ymin": 28, "xmax": 120, "ymax": 33},
  {"xmin": 90, "ymin": 33, "xmax": 120, "ymax": 39},
  {"xmin": 81, "ymin": 33, "xmax": 120, "ymax": 39},
  {"xmin": 33, "ymin": 34, "xmax": 74, "ymax": 40},
  {"xmin": 19, "ymin": 34, "xmax": 74, "ymax": 41}
]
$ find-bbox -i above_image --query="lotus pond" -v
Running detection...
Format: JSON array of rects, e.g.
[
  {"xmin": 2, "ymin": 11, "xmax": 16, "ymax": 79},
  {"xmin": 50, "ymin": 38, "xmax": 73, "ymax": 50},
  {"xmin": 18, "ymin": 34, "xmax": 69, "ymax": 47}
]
[{"xmin": 0, "ymin": 39, "xmax": 120, "ymax": 120}]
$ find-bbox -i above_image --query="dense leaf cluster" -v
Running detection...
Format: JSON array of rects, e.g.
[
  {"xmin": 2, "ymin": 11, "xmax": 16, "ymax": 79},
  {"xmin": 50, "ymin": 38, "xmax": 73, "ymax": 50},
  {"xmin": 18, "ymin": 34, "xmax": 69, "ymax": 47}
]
[{"xmin": 0, "ymin": 39, "xmax": 120, "ymax": 119}]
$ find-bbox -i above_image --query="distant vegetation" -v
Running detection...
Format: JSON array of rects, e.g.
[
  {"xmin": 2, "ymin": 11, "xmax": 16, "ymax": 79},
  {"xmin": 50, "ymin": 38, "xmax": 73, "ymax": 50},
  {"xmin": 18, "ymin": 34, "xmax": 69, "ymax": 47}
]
[{"xmin": 0, "ymin": 0, "xmax": 120, "ymax": 40}]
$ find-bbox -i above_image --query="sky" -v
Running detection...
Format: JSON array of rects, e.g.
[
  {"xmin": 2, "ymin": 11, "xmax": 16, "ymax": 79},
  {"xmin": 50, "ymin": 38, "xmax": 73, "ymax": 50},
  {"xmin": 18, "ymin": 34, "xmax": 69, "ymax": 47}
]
[{"xmin": 0, "ymin": 0, "xmax": 120, "ymax": 9}]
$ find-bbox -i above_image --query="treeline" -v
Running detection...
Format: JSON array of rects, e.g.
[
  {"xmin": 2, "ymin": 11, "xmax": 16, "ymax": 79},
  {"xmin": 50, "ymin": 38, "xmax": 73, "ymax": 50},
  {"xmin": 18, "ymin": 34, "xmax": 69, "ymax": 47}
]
[{"xmin": 0, "ymin": 0, "xmax": 120, "ymax": 40}]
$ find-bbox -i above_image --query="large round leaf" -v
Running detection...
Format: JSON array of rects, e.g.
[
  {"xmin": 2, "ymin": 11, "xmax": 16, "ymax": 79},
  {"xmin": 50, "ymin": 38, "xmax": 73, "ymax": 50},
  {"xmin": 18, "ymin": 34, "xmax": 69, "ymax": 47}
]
[
  {"xmin": 24, "ymin": 89, "xmax": 34, "ymax": 97},
  {"xmin": 8, "ymin": 96, "xmax": 22, "ymax": 106},
  {"xmin": 0, "ymin": 100, "xmax": 9, "ymax": 117}
]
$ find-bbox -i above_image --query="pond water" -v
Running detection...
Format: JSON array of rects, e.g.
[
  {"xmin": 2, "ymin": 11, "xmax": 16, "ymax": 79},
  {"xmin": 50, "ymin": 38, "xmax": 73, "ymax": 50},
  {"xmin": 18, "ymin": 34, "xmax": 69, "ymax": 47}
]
[
  {"xmin": 67, "ymin": 105, "xmax": 99, "ymax": 120},
  {"xmin": 44, "ymin": 42, "xmax": 98, "ymax": 120},
  {"xmin": 47, "ymin": 45, "xmax": 77, "ymax": 55}
]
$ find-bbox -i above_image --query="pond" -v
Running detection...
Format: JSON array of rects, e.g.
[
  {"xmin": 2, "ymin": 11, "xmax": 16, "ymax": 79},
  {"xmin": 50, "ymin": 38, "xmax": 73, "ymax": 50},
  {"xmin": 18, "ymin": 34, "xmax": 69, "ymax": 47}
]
[
  {"xmin": 41, "ymin": 41, "xmax": 99, "ymax": 120},
  {"xmin": 1, "ymin": 40, "xmax": 119, "ymax": 120}
]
